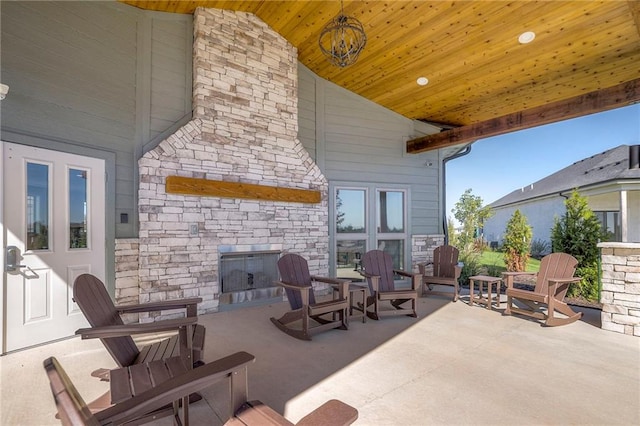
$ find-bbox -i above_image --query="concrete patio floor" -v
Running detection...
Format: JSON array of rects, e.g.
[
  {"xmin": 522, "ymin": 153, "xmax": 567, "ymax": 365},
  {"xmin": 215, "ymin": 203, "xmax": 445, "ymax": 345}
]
[{"xmin": 1, "ymin": 292, "xmax": 639, "ymax": 425}]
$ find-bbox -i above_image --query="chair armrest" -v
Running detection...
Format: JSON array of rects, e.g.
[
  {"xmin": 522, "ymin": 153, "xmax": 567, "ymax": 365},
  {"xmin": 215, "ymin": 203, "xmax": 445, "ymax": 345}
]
[
  {"xmin": 95, "ymin": 351, "xmax": 256, "ymax": 425},
  {"xmin": 311, "ymin": 275, "xmax": 348, "ymax": 286},
  {"xmin": 548, "ymin": 277, "xmax": 581, "ymax": 298},
  {"xmin": 297, "ymin": 399, "xmax": 358, "ymax": 426},
  {"xmin": 274, "ymin": 281, "xmax": 311, "ymax": 306},
  {"xmin": 358, "ymin": 271, "xmax": 379, "ymax": 293},
  {"xmin": 76, "ymin": 317, "xmax": 197, "ymax": 340},
  {"xmin": 116, "ymin": 298, "xmax": 202, "ymax": 316},
  {"xmin": 502, "ymin": 271, "xmax": 537, "ymax": 288},
  {"xmin": 393, "ymin": 270, "xmax": 422, "ymax": 291}
]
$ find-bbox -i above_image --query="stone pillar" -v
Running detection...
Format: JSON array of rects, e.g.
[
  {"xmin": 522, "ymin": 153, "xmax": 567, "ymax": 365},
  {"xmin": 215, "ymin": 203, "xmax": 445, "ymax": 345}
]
[{"xmin": 599, "ymin": 242, "xmax": 640, "ymax": 336}]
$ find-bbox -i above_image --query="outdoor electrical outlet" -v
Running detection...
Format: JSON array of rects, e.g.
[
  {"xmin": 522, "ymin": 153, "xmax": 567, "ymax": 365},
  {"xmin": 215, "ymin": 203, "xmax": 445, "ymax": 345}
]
[{"xmin": 189, "ymin": 224, "xmax": 198, "ymax": 236}]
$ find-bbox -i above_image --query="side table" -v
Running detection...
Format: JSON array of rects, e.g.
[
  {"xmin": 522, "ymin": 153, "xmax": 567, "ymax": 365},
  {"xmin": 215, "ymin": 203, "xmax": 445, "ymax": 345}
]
[
  {"xmin": 468, "ymin": 275, "xmax": 502, "ymax": 310},
  {"xmin": 348, "ymin": 283, "xmax": 368, "ymax": 324}
]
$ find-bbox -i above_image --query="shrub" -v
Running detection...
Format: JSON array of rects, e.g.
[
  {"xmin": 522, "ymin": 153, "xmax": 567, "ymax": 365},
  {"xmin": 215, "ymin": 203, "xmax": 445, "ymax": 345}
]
[
  {"xmin": 551, "ymin": 190, "xmax": 605, "ymax": 301},
  {"xmin": 503, "ymin": 210, "xmax": 533, "ymax": 272},
  {"xmin": 530, "ymin": 239, "xmax": 551, "ymax": 260},
  {"xmin": 457, "ymin": 243, "xmax": 481, "ymax": 287}
]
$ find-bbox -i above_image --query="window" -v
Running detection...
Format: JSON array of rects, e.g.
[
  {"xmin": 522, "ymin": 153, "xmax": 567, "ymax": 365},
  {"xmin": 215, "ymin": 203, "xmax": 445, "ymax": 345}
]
[
  {"xmin": 69, "ymin": 168, "xmax": 88, "ymax": 249},
  {"xmin": 26, "ymin": 162, "xmax": 50, "ymax": 251},
  {"xmin": 333, "ymin": 185, "xmax": 408, "ymax": 279},
  {"xmin": 594, "ymin": 211, "xmax": 621, "ymax": 241}
]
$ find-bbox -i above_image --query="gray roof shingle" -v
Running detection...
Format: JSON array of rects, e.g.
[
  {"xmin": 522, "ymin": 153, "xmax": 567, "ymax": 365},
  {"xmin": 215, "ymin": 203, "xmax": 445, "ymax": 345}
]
[{"xmin": 489, "ymin": 144, "xmax": 640, "ymax": 208}]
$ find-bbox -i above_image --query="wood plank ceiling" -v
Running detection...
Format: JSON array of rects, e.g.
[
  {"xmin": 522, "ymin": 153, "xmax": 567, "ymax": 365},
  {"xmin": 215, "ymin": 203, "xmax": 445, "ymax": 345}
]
[{"xmin": 121, "ymin": 1, "xmax": 640, "ymax": 151}]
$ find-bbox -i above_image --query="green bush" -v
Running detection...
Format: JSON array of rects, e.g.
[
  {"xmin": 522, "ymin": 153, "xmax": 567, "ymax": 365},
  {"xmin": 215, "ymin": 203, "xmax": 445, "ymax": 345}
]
[
  {"xmin": 503, "ymin": 210, "xmax": 533, "ymax": 271},
  {"xmin": 457, "ymin": 244, "xmax": 481, "ymax": 287},
  {"xmin": 530, "ymin": 239, "xmax": 551, "ymax": 260},
  {"xmin": 551, "ymin": 190, "xmax": 604, "ymax": 302}
]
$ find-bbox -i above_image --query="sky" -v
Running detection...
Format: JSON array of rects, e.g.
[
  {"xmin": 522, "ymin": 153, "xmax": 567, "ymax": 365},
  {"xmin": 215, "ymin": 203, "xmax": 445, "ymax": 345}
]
[{"xmin": 445, "ymin": 103, "xmax": 640, "ymax": 221}]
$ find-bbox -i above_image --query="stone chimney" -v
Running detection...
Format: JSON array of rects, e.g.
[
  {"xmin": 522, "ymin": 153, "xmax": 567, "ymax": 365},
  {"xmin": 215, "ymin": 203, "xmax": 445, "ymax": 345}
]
[{"xmin": 136, "ymin": 8, "xmax": 328, "ymax": 316}]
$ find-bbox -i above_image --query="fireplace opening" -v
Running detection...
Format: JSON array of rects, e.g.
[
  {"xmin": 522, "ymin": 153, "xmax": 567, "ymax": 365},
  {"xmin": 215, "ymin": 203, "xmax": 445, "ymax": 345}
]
[{"xmin": 219, "ymin": 244, "xmax": 283, "ymax": 306}]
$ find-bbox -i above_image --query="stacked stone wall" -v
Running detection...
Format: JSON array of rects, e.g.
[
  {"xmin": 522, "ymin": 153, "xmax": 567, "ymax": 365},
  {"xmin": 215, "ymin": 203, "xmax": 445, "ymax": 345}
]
[
  {"xmin": 136, "ymin": 8, "xmax": 328, "ymax": 319},
  {"xmin": 599, "ymin": 242, "xmax": 640, "ymax": 337},
  {"xmin": 411, "ymin": 235, "xmax": 446, "ymax": 272},
  {"xmin": 114, "ymin": 238, "xmax": 140, "ymax": 323}
]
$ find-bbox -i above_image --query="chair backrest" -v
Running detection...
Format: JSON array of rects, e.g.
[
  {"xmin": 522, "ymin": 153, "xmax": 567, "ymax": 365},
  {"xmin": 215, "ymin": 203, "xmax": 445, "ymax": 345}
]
[
  {"xmin": 534, "ymin": 252, "xmax": 579, "ymax": 299},
  {"xmin": 277, "ymin": 253, "xmax": 317, "ymax": 309},
  {"xmin": 43, "ymin": 357, "xmax": 100, "ymax": 426},
  {"xmin": 432, "ymin": 245, "xmax": 459, "ymax": 278},
  {"xmin": 361, "ymin": 250, "xmax": 396, "ymax": 293},
  {"xmin": 73, "ymin": 274, "xmax": 140, "ymax": 367}
]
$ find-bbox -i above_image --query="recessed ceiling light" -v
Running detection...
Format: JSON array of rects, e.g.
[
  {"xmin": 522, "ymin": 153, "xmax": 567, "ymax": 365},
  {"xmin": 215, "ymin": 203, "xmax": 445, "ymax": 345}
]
[
  {"xmin": 518, "ymin": 31, "xmax": 536, "ymax": 44},
  {"xmin": 417, "ymin": 77, "xmax": 429, "ymax": 86}
]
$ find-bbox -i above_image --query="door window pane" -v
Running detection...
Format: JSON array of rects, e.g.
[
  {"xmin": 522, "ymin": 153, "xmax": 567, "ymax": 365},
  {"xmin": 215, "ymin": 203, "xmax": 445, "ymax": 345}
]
[
  {"xmin": 69, "ymin": 169, "xmax": 88, "ymax": 248},
  {"xmin": 377, "ymin": 191, "xmax": 404, "ymax": 233},
  {"xmin": 378, "ymin": 239, "xmax": 405, "ymax": 271},
  {"xmin": 336, "ymin": 189, "xmax": 366, "ymax": 233},
  {"xmin": 336, "ymin": 239, "xmax": 366, "ymax": 281},
  {"xmin": 26, "ymin": 163, "xmax": 49, "ymax": 250}
]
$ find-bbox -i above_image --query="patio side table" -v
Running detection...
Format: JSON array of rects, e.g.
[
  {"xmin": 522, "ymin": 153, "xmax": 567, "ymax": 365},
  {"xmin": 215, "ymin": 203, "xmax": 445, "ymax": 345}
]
[
  {"xmin": 468, "ymin": 275, "xmax": 502, "ymax": 310},
  {"xmin": 348, "ymin": 283, "xmax": 368, "ymax": 324}
]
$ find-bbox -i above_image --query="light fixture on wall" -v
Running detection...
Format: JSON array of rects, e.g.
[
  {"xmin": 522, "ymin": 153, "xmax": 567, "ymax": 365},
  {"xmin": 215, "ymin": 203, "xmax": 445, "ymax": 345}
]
[
  {"xmin": 319, "ymin": 0, "xmax": 367, "ymax": 68},
  {"xmin": 0, "ymin": 83, "xmax": 9, "ymax": 100}
]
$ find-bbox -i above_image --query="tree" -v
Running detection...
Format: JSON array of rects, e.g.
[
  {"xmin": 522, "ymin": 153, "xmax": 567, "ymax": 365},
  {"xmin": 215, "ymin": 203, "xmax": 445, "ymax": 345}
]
[
  {"xmin": 550, "ymin": 190, "xmax": 605, "ymax": 300},
  {"xmin": 502, "ymin": 210, "xmax": 533, "ymax": 271},
  {"xmin": 452, "ymin": 189, "xmax": 493, "ymax": 247}
]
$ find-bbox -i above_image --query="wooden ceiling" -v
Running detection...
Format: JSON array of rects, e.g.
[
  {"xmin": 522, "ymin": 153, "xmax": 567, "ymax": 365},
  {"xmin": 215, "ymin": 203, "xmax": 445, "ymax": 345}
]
[{"xmin": 121, "ymin": 1, "xmax": 640, "ymax": 150}]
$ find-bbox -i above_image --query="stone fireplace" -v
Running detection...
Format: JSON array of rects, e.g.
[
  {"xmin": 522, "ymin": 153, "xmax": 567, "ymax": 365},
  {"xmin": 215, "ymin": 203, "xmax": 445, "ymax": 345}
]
[{"xmin": 135, "ymin": 8, "xmax": 329, "ymax": 317}]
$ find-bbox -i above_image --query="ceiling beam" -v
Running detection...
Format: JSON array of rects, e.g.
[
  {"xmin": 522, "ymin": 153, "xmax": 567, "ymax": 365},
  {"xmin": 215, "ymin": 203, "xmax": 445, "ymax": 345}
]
[
  {"xmin": 406, "ymin": 78, "xmax": 640, "ymax": 154},
  {"xmin": 629, "ymin": 0, "xmax": 640, "ymax": 39}
]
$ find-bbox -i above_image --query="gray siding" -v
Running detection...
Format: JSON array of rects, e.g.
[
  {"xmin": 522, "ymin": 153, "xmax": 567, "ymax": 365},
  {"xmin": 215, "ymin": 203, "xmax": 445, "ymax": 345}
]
[
  {"xmin": 297, "ymin": 65, "xmax": 441, "ymax": 236},
  {"xmin": 0, "ymin": 1, "xmax": 192, "ymax": 239}
]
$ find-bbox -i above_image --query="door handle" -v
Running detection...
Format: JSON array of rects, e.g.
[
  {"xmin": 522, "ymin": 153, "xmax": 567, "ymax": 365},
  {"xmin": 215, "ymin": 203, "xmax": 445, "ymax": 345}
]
[{"xmin": 5, "ymin": 245, "xmax": 26, "ymax": 272}]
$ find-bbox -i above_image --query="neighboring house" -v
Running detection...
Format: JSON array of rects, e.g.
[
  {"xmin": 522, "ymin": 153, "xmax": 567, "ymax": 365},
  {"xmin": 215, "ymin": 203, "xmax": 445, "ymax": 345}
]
[
  {"xmin": 483, "ymin": 144, "xmax": 640, "ymax": 246},
  {"xmin": 0, "ymin": 2, "xmax": 458, "ymax": 352}
]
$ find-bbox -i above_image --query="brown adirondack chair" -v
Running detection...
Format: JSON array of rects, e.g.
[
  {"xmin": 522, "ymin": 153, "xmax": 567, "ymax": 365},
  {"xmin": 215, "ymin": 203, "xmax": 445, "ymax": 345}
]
[
  {"xmin": 271, "ymin": 253, "xmax": 350, "ymax": 341},
  {"xmin": 418, "ymin": 245, "xmax": 462, "ymax": 302},
  {"xmin": 43, "ymin": 352, "xmax": 256, "ymax": 426},
  {"xmin": 503, "ymin": 252, "xmax": 583, "ymax": 326},
  {"xmin": 73, "ymin": 273, "xmax": 206, "ymax": 377},
  {"xmin": 359, "ymin": 250, "xmax": 420, "ymax": 320}
]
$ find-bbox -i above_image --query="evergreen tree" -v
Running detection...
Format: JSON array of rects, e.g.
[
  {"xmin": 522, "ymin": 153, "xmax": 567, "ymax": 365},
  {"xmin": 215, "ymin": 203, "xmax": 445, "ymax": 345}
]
[
  {"xmin": 503, "ymin": 210, "xmax": 533, "ymax": 271},
  {"xmin": 550, "ymin": 190, "xmax": 604, "ymax": 300}
]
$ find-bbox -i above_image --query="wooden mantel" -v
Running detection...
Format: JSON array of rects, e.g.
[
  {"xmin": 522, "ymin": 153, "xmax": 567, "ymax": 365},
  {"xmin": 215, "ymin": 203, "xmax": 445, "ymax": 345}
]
[
  {"xmin": 165, "ymin": 176, "xmax": 322, "ymax": 204},
  {"xmin": 407, "ymin": 78, "xmax": 640, "ymax": 153}
]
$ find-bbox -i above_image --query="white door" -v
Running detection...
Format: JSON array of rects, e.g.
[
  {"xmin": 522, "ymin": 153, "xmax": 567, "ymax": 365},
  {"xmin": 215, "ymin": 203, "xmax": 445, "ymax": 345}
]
[{"xmin": 2, "ymin": 142, "xmax": 105, "ymax": 352}]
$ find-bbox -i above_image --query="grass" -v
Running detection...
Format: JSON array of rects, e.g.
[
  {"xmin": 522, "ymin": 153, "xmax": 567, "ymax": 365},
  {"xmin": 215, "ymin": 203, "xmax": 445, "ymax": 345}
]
[{"xmin": 478, "ymin": 250, "xmax": 540, "ymax": 274}]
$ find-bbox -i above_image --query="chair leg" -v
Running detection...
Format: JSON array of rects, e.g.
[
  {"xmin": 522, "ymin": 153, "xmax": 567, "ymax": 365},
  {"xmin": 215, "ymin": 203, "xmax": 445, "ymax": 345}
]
[{"xmin": 545, "ymin": 301, "xmax": 583, "ymax": 326}]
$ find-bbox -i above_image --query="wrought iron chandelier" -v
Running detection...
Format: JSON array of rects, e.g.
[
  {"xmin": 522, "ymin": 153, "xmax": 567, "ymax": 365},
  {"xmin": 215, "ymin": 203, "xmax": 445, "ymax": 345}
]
[{"xmin": 319, "ymin": 1, "xmax": 367, "ymax": 68}]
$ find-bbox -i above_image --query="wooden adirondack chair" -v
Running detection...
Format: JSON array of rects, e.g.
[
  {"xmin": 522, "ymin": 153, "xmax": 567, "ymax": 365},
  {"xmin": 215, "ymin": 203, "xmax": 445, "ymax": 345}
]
[
  {"xmin": 503, "ymin": 252, "xmax": 583, "ymax": 326},
  {"xmin": 271, "ymin": 253, "xmax": 350, "ymax": 341},
  {"xmin": 44, "ymin": 352, "xmax": 256, "ymax": 426},
  {"xmin": 418, "ymin": 245, "xmax": 462, "ymax": 302},
  {"xmin": 73, "ymin": 274, "xmax": 206, "ymax": 377},
  {"xmin": 359, "ymin": 250, "xmax": 420, "ymax": 320}
]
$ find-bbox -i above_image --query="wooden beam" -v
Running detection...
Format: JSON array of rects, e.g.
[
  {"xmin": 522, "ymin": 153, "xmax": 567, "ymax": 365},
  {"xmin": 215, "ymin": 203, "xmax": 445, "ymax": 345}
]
[
  {"xmin": 165, "ymin": 176, "xmax": 322, "ymax": 204},
  {"xmin": 629, "ymin": 0, "xmax": 640, "ymax": 39},
  {"xmin": 406, "ymin": 78, "xmax": 640, "ymax": 153}
]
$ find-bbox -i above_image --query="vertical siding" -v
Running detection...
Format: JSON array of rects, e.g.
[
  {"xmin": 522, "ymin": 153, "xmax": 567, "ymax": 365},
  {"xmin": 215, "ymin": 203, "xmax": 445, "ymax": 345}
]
[
  {"xmin": 297, "ymin": 65, "xmax": 441, "ymax": 235},
  {"xmin": 297, "ymin": 63, "xmax": 316, "ymax": 159},
  {"xmin": 149, "ymin": 17, "xmax": 192, "ymax": 142},
  {"xmin": 0, "ymin": 2, "xmax": 192, "ymax": 239}
]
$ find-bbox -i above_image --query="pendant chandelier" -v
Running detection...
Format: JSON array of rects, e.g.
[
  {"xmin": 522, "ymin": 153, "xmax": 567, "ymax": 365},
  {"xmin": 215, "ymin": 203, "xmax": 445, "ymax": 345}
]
[{"xmin": 319, "ymin": 1, "xmax": 367, "ymax": 68}]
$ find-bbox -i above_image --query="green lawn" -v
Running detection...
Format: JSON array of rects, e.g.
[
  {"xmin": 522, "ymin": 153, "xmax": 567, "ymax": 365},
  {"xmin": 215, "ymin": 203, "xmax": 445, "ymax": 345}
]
[{"xmin": 478, "ymin": 250, "xmax": 540, "ymax": 274}]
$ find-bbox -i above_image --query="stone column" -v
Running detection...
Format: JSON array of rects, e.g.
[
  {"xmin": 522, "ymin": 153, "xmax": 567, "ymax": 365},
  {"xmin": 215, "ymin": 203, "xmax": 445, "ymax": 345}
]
[{"xmin": 599, "ymin": 242, "xmax": 640, "ymax": 336}]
